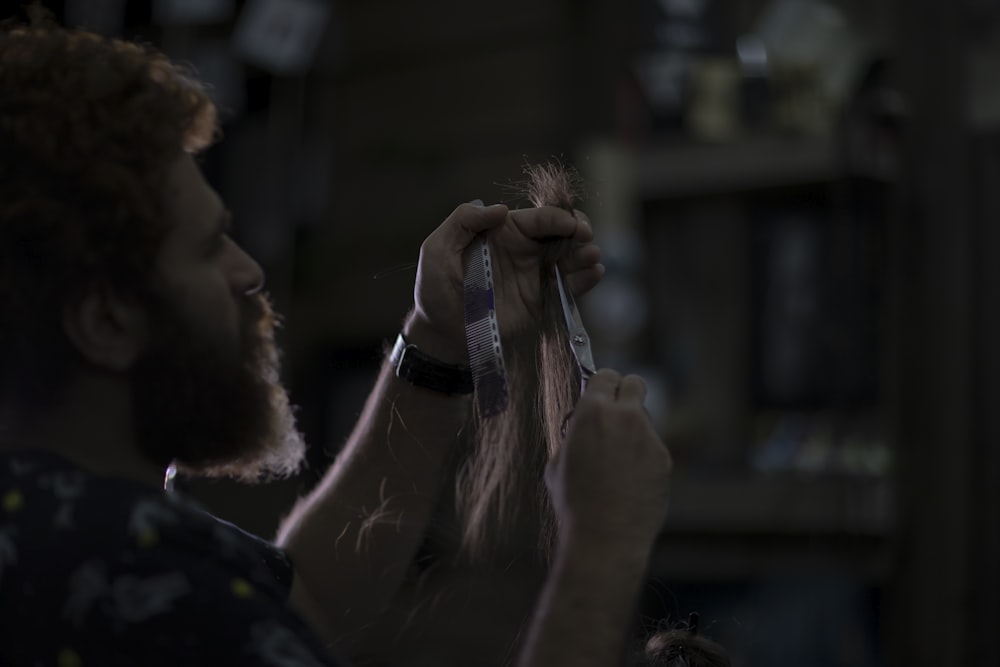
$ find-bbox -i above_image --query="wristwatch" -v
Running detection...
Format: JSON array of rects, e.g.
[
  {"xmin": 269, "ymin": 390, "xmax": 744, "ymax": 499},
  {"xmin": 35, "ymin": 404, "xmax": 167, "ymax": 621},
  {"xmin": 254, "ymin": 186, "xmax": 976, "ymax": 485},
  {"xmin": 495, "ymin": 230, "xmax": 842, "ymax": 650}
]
[{"xmin": 389, "ymin": 333, "xmax": 474, "ymax": 395}]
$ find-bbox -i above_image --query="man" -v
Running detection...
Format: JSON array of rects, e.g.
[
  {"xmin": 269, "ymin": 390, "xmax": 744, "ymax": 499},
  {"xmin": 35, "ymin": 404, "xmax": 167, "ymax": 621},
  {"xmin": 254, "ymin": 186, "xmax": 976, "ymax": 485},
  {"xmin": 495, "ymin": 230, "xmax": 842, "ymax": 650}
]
[{"xmin": 0, "ymin": 15, "xmax": 673, "ymax": 667}]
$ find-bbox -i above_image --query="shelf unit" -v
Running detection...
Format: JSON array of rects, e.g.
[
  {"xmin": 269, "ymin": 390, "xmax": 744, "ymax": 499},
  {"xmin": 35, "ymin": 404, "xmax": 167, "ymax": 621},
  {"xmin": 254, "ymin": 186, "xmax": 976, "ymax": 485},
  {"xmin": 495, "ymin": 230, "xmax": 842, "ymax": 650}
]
[
  {"xmin": 615, "ymin": 133, "xmax": 894, "ymax": 591},
  {"xmin": 652, "ymin": 473, "xmax": 892, "ymax": 581},
  {"xmin": 636, "ymin": 134, "xmax": 842, "ymax": 199}
]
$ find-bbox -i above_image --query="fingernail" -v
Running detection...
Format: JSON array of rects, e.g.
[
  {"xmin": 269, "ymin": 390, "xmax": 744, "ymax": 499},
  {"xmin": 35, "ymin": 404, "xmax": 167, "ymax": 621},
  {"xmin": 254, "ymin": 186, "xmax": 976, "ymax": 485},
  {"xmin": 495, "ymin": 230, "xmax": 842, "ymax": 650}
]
[{"xmin": 468, "ymin": 198, "xmax": 484, "ymax": 207}]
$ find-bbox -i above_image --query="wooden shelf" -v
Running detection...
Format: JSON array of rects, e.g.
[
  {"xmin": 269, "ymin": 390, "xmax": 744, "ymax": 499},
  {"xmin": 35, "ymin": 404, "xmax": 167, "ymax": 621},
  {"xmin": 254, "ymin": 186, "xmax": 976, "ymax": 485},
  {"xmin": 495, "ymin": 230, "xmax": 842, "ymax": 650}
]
[
  {"xmin": 635, "ymin": 134, "xmax": 841, "ymax": 200},
  {"xmin": 664, "ymin": 472, "xmax": 892, "ymax": 535},
  {"xmin": 649, "ymin": 473, "xmax": 893, "ymax": 581}
]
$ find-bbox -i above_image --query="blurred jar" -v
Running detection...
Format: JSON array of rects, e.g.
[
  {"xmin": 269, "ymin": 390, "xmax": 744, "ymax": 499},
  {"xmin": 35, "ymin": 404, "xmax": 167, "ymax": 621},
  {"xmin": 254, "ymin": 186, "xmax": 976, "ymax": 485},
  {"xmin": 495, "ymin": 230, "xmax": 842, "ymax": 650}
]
[
  {"xmin": 770, "ymin": 61, "xmax": 834, "ymax": 135},
  {"xmin": 686, "ymin": 56, "xmax": 742, "ymax": 141}
]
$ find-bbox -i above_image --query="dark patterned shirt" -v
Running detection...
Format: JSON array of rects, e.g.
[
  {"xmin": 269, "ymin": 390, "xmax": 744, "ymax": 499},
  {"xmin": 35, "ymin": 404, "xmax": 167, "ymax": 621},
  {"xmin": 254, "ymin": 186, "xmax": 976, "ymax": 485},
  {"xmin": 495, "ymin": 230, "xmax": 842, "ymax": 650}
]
[{"xmin": 0, "ymin": 450, "xmax": 340, "ymax": 666}]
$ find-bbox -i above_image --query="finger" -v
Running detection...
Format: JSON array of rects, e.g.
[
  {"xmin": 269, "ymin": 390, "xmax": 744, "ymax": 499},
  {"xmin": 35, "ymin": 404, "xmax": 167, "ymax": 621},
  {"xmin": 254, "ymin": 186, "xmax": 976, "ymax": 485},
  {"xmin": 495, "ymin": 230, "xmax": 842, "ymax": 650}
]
[
  {"xmin": 563, "ymin": 264, "xmax": 605, "ymax": 296},
  {"xmin": 572, "ymin": 210, "xmax": 594, "ymax": 241},
  {"xmin": 558, "ymin": 243, "xmax": 601, "ymax": 274},
  {"xmin": 509, "ymin": 206, "xmax": 593, "ymax": 243},
  {"xmin": 581, "ymin": 368, "xmax": 621, "ymax": 401},
  {"xmin": 439, "ymin": 202, "xmax": 510, "ymax": 252},
  {"xmin": 617, "ymin": 374, "xmax": 648, "ymax": 404}
]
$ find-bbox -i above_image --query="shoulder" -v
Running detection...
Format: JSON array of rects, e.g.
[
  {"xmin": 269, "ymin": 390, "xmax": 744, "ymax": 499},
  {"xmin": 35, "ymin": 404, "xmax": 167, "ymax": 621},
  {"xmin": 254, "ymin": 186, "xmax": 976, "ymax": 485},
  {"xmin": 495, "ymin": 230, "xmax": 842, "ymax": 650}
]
[
  {"xmin": 0, "ymin": 450, "xmax": 285, "ymax": 586},
  {"xmin": 0, "ymin": 451, "xmax": 340, "ymax": 666}
]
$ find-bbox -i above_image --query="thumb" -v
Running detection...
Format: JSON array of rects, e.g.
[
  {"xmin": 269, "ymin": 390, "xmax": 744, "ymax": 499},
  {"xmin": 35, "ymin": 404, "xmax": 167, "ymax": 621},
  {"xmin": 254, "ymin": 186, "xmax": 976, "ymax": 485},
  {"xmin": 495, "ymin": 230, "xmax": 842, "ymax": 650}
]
[{"xmin": 440, "ymin": 201, "xmax": 509, "ymax": 252}]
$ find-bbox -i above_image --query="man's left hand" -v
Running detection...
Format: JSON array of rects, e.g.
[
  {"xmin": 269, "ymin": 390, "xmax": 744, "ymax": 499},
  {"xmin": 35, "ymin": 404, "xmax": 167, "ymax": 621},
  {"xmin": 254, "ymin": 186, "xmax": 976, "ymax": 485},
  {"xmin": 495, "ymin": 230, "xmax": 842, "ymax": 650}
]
[{"xmin": 406, "ymin": 202, "xmax": 603, "ymax": 364}]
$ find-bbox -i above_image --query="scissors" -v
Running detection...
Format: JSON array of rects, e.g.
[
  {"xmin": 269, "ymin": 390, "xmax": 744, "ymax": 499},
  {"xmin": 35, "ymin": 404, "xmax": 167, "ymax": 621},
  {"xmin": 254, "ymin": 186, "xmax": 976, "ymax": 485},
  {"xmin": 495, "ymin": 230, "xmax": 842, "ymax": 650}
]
[{"xmin": 555, "ymin": 265, "xmax": 596, "ymax": 436}]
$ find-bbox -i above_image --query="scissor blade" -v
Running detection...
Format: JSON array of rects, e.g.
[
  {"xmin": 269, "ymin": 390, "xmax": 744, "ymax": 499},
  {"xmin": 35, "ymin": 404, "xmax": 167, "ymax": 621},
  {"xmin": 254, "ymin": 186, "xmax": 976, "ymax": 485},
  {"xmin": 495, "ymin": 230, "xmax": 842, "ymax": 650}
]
[{"xmin": 554, "ymin": 267, "xmax": 596, "ymax": 377}]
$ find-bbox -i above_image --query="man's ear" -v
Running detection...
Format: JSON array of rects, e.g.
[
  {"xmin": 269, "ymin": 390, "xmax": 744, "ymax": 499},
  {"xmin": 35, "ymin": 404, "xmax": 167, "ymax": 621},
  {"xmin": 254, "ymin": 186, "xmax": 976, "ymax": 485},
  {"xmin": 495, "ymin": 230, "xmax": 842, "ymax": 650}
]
[{"xmin": 62, "ymin": 284, "xmax": 148, "ymax": 372}]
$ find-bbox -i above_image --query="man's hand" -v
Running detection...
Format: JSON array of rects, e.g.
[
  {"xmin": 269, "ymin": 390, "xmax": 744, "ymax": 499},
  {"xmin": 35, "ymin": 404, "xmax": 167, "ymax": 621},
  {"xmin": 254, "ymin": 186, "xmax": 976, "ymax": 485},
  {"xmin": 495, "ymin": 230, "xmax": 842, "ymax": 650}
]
[
  {"xmin": 519, "ymin": 369, "xmax": 672, "ymax": 667},
  {"xmin": 545, "ymin": 369, "xmax": 673, "ymax": 547},
  {"xmin": 407, "ymin": 202, "xmax": 603, "ymax": 363}
]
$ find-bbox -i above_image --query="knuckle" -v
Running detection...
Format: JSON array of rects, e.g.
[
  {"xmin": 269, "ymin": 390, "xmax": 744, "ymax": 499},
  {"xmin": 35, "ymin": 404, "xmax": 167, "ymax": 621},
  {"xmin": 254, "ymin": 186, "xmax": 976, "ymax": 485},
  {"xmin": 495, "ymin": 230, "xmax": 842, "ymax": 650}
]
[
  {"xmin": 596, "ymin": 368, "xmax": 621, "ymax": 382},
  {"xmin": 456, "ymin": 201, "xmax": 480, "ymax": 214},
  {"xmin": 655, "ymin": 444, "xmax": 673, "ymax": 468},
  {"xmin": 419, "ymin": 232, "xmax": 442, "ymax": 254},
  {"xmin": 624, "ymin": 373, "xmax": 647, "ymax": 389}
]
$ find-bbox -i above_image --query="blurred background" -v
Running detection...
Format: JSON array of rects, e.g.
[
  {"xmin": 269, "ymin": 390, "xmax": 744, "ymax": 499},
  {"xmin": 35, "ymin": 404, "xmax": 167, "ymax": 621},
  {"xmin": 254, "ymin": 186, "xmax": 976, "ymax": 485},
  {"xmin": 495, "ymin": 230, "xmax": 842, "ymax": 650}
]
[{"xmin": 6, "ymin": 0, "xmax": 1000, "ymax": 664}]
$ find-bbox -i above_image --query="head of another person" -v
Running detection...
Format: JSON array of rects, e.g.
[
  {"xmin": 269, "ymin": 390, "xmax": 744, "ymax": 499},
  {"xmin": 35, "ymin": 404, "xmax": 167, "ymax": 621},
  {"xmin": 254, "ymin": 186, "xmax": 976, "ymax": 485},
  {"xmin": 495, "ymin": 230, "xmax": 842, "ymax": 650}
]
[
  {"xmin": 0, "ymin": 12, "xmax": 304, "ymax": 480},
  {"xmin": 636, "ymin": 624, "xmax": 732, "ymax": 667}
]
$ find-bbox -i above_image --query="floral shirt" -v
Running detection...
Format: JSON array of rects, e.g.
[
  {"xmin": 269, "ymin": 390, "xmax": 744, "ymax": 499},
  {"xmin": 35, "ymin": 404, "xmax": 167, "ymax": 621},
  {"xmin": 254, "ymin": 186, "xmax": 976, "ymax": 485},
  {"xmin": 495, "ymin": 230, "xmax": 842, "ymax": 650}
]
[{"xmin": 0, "ymin": 450, "xmax": 340, "ymax": 667}]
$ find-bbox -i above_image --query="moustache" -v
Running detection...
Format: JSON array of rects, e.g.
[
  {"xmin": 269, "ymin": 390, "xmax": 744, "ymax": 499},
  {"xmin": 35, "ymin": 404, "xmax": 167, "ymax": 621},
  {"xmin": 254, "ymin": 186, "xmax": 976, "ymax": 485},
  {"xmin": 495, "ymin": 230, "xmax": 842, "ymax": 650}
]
[{"xmin": 241, "ymin": 291, "xmax": 281, "ymax": 351}]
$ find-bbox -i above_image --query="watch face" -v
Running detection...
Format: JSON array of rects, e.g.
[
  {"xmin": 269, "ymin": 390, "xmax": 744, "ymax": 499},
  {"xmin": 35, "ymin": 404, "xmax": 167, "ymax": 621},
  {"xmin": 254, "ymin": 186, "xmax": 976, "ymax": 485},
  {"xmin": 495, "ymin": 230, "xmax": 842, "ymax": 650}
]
[{"xmin": 398, "ymin": 348, "xmax": 420, "ymax": 381}]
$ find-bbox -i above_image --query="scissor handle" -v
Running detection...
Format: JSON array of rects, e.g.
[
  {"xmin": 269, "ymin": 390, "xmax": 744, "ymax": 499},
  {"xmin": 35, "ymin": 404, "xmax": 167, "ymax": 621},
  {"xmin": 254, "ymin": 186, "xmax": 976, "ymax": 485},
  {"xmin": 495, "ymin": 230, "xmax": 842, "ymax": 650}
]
[
  {"xmin": 560, "ymin": 410, "xmax": 574, "ymax": 439},
  {"xmin": 561, "ymin": 368, "xmax": 594, "ymax": 439}
]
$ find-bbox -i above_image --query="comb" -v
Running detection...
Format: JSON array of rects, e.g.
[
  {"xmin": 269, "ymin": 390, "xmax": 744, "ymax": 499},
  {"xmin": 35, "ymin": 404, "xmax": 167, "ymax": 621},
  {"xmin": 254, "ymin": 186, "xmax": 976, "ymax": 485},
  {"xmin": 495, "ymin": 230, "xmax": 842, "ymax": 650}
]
[{"xmin": 463, "ymin": 229, "xmax": 509, "ymax": 417}]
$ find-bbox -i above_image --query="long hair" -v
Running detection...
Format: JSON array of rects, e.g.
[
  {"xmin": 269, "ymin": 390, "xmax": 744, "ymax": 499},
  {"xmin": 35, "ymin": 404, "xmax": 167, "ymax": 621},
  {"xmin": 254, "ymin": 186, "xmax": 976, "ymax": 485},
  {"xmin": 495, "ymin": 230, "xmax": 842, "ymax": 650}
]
[
  {"xmin": 453, "ymin": 162, "xmax": 583, "ymax": 563},
  {"xmin": 0, "ymin": 11, "xmax": 217, "ymax": 409}
]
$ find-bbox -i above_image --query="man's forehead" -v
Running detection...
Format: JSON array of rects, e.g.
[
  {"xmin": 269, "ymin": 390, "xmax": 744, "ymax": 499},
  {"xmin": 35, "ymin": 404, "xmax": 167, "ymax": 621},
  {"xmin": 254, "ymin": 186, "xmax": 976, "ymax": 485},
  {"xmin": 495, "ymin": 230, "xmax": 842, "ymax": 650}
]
[
  {"xmin": 166, "ymin": 153, "xmax": 215, "ymax": 197},
  {"xmin": 160, "ymin": 154, "xmax": 225, "ymax": 245},
  {"xmin": 165, "ymin": 155, "xmax": 222, "ymax": 213}
]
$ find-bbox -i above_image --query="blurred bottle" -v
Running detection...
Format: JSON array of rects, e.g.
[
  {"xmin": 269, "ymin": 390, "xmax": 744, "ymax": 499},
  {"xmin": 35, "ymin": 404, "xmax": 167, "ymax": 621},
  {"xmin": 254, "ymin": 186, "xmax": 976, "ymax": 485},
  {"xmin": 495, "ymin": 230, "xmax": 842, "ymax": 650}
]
[
  {"xmin": 632, "ymin": 0, "xmax": 717, "ymax": 134},
  {"xmin": 737, "ymin": 33, "xmax": 771, "ymax": 129},
  {"xmin": 687, "ymin": 56, "xmax": 742, "ymax": 141}
]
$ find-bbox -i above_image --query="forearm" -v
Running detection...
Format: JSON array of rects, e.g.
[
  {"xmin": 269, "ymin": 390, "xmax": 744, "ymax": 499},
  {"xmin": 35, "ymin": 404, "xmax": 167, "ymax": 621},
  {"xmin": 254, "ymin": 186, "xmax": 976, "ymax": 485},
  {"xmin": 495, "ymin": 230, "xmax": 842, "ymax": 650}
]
[
  {"xmin": 518, "ymin": 531, "xmax": 654, "ymax": 667},
  {"xmin": 276, "ymin": 318, "xmax": 471, "ymax": 644}
]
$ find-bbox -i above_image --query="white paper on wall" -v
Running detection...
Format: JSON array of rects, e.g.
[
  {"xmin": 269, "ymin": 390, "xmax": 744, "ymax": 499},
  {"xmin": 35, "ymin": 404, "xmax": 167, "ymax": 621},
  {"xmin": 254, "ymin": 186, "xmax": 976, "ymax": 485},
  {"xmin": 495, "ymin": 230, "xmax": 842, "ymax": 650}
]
[{"xmin": 232, "ymin": 0, "xmax": 331, "ymax": 76}]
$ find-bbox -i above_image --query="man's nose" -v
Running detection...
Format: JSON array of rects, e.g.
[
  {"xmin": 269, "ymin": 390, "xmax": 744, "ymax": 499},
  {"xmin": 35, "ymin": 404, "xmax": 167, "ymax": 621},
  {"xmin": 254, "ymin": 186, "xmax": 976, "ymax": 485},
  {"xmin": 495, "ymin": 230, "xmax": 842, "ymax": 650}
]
[{"xmin": 233, "ymin": 245, "xmax": 265, "ymax": 296}]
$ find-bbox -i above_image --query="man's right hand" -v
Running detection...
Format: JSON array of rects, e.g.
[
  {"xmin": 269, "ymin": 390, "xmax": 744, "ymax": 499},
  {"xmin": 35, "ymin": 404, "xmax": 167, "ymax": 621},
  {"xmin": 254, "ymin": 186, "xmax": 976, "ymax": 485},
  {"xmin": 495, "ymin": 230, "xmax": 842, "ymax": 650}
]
[
  {"xmin": 545, "ymin": 369, "xmax": 672, "ymax": 548},
  {"xmin": 520, "ymin": 369, "xmax": 672, "ymax": 667}
]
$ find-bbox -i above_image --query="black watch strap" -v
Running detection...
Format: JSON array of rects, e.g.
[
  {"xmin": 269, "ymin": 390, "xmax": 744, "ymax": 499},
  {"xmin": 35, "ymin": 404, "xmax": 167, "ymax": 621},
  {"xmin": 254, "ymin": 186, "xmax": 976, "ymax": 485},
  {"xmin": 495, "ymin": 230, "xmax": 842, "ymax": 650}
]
[{"xmin": 390, "ymin": 333, "xmax": 474, "ymax": 395}]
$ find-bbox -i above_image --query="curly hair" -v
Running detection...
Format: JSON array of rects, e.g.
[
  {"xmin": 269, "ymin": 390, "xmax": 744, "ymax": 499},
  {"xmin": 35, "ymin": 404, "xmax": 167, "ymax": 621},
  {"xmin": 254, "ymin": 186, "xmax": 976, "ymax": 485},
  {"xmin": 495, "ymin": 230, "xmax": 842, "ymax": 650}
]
[
  {"xmin": 639, "ymin": 628, "xmax": 732, "ymax": 667},
  {"xmin": 633, "ymin": 613, "xmax": 731, "ymax": 667},
  {"xmin": 0, "ymin": 12, "xmax": 217, "ymax": 409}
]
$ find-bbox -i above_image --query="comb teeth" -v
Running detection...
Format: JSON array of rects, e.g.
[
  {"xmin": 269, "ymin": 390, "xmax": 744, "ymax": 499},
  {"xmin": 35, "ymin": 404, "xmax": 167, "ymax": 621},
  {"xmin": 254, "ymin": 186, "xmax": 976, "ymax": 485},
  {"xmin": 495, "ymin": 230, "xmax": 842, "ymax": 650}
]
[{"xmin": 463, "ymin": 236, "xmax": 508, "ymax": 417}]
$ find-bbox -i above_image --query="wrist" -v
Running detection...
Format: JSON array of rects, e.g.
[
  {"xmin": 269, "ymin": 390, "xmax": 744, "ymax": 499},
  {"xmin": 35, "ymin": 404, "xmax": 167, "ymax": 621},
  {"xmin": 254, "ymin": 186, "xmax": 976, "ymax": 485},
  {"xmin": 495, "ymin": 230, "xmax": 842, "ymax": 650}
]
[
  {"xmin": 557, "ymin": 518, "xmax": 660, "ymax": 565},
  {"xmin": 402, "ymin": 311, "xmax": 466, "ymax": 366},
  {"xmin": 389, "ymin": 330, "xmax": 473, "ymax": 396}
]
